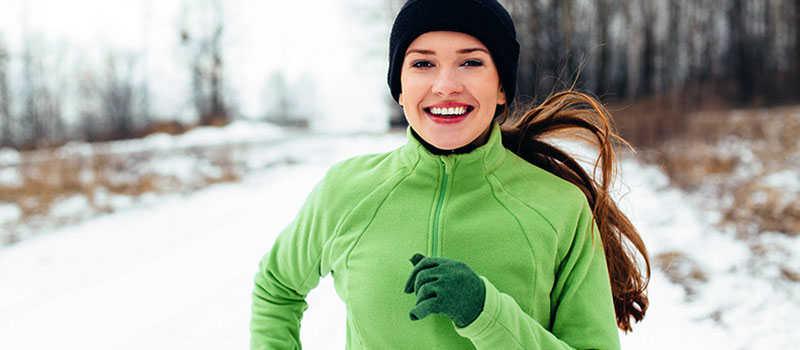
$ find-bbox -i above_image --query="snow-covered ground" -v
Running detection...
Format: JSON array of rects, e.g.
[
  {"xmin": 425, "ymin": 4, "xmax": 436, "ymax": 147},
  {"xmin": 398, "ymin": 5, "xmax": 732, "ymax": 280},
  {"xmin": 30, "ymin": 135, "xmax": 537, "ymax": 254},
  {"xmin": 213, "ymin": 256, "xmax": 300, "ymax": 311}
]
[{"xmin": 1, "ymin": 124, "xmax": 799, "ymax": 349}]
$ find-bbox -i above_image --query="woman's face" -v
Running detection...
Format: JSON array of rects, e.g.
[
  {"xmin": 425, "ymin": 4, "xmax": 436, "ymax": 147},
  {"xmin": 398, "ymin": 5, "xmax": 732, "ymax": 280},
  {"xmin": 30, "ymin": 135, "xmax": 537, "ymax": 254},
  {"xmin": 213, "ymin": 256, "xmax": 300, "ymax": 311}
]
[{"xmin": 399, "ymin": 31, "xmax": 506, "ymax": 150}]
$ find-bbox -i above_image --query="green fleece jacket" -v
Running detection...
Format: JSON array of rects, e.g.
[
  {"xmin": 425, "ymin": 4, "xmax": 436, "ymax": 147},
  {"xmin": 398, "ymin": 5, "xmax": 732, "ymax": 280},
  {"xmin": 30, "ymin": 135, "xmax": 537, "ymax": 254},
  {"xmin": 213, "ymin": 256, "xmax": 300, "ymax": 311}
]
[{"xmin": 251, "ymin": 123, "xmax": 621, "ymax": 349}]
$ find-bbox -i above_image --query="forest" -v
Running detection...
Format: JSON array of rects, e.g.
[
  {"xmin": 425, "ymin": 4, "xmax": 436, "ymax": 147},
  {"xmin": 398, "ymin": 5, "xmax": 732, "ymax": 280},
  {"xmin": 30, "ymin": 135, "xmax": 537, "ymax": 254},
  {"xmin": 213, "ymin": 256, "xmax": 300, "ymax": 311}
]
[
  {"xmin": 501, "ymin": 0, "xmax": 800, "ymax": 146},
  {"xmin": 502, "ymin": 0, "xmax": 800, "ymax": 104}
]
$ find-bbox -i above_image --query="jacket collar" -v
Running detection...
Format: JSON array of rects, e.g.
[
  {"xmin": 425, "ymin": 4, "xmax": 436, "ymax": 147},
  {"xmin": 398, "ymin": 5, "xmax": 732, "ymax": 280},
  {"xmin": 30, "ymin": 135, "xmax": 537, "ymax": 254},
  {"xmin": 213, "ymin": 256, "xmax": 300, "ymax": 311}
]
[{"xmin": 399, "ymin": 122, "xmax": 507, "ymax": 177}]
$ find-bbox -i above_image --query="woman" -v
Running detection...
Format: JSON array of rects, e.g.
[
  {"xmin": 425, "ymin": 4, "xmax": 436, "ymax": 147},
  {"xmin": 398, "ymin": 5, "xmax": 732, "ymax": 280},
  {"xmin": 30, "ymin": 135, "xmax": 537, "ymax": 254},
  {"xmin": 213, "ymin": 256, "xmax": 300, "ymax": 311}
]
[{"xmin": 251, "ymin": 0, "xmax": 649, "ymax": 348}]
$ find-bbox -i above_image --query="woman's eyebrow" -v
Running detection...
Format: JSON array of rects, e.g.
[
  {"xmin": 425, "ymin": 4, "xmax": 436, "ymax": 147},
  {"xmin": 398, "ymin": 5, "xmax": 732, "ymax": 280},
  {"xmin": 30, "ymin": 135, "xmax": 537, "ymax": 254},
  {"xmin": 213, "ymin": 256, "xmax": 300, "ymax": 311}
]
[
  {"xmin": 406, "ymin": 49, "xmax": 436, "ymax": 56},
  {"xmin": 457, "ymin": 48, "xmax": 489, "ymax": 55},
  {"xmin": 405, "ymin": 48, "xmax": 490, "ymax": 57}
]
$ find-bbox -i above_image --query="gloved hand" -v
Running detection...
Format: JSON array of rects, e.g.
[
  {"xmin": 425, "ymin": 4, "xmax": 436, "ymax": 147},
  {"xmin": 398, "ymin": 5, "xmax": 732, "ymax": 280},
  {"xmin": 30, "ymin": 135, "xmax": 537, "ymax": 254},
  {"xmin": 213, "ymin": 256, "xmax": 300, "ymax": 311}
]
[{"xmin": 404, "ymin": 253, "xmax": 486, "ymax": 328}]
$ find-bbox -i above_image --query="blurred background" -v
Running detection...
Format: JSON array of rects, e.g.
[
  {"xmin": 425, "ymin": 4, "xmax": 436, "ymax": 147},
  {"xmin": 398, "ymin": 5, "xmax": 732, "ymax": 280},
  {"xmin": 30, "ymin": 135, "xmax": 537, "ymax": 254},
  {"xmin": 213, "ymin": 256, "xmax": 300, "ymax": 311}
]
[{"xmin": 0, "ymin": 0, "xmax": 798, "ymax": 348}]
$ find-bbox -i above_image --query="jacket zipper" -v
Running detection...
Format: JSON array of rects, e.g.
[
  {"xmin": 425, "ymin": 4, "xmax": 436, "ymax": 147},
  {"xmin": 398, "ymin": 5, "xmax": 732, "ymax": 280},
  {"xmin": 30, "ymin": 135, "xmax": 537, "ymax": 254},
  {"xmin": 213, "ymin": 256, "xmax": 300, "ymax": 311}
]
[{"xmin": 432, "ymin": 158, "xmax": 449, "ymax": 257}]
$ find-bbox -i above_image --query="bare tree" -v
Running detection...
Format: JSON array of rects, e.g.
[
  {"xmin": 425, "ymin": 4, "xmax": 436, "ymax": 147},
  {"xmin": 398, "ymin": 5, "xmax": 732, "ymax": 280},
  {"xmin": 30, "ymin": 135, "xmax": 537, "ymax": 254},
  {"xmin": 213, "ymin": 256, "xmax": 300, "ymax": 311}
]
[
  {"xmin": 663, "ymin": 0, "xmax": 680, "ymax": 90},
  {"xmin": 263, "ymin": 72, "xmax": 294, "ymax": 126},
  {"xmin": 728, "ymin": 0, "xmax": 753, "ymax": 102},
  {"xmin": 595, "ymin": 0, "xmax": 613, "ymax": 96},
  {"xmin": 19, "ymin": 36, "xmax": 65, "ymax": 149},
  {"xmin": 140, "ymin": 0, "xmax": 153, "ymax": 133},
  {"xmin": 795, "ymin": 0, "xmax": 800, "ymax": 92},
  {"xmin": 640, "ymin": 0, "xmax": 655, "ymax": 97},
  {"xmin": 180, "ymin": 0, "xmax": 230, "ymax": 126},
  {"xmin": 541, "ymin": 0, "xmax": 569, "ymax": 94},
  {"xmin": 796, "ymin": 0, "xmax": 800, "ymax": 73},
  {"xmin": 100, "ymin": 56, "xmax": 139, "ymax": 140},
  {"xmin": 0, "ymin": 36, "xmax": 13, "ymax": 148},
  {"xmin": 76, "ymin": 69, "xmax": 104, "ymax": 142},
  {"xmin": 505, "ymin": 0, "xmax": 540, "ymax": 102},
  {"xmin": 73, "ymin": 54, "xmax": 149, "ymax": 142}
]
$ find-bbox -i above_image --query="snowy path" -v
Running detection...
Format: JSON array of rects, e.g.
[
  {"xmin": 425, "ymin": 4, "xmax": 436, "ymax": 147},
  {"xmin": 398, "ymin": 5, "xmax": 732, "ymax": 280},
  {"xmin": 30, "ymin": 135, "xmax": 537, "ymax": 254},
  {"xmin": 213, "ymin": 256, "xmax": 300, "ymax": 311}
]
[
  {"xmin": 0, "ymin": 166, "xmax": 309, "ymax": 349},
  {"xmin": 1, "ymin": 134, "xmax": 798, "ymax": 349}
]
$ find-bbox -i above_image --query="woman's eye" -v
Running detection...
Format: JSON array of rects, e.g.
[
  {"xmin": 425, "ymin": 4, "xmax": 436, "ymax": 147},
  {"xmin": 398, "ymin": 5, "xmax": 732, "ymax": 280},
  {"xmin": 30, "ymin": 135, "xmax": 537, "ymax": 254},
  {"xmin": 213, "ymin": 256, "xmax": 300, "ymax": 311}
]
[
  {"xmin": 463, "ymin": 59, "xmax": 484, "ymax": 67},
  {"xmin": 412, "ymin": 60, "xmax": 434, "ymax": 68}
]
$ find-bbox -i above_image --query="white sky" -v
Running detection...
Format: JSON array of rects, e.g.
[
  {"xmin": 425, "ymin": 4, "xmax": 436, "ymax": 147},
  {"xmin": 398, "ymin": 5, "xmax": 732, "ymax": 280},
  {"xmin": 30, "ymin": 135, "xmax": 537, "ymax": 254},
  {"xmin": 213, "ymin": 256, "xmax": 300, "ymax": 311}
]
[{"xmin": 0, "ymin": 0, "xmax": 393, "ymax": 132}]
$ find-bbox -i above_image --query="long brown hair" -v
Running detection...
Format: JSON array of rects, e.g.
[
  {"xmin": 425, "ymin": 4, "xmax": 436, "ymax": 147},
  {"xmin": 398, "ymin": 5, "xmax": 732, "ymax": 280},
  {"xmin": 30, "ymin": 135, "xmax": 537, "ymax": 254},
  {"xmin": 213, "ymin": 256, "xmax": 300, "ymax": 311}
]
[{"xmin": 498, "ymin": 91, "xmax": 650, "ymax": 332}]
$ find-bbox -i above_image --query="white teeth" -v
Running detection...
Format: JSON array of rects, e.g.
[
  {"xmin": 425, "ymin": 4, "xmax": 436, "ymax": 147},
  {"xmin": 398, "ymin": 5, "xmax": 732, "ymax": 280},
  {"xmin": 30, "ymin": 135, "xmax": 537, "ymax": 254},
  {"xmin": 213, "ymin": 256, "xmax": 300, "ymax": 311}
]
[{"xmin": 430, "ymin": 106, "xmax": 468, "ymax": 116}]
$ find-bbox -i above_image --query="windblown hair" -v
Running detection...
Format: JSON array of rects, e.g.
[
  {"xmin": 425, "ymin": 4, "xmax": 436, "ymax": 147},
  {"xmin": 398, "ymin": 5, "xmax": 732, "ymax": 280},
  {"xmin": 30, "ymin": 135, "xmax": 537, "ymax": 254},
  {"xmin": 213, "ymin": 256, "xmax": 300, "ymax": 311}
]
[{"xmin": 498, "ymin": 91, "xmax": 650, "ymax": 332}]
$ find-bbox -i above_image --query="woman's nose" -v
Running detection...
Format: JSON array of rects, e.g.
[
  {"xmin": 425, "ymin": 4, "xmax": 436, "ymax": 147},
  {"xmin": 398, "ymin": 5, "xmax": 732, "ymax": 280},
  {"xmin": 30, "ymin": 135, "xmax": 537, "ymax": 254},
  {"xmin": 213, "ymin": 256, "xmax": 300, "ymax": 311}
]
[{"xmin": 431, "ymin": 69, "xmax": 463, "ymax": 96}]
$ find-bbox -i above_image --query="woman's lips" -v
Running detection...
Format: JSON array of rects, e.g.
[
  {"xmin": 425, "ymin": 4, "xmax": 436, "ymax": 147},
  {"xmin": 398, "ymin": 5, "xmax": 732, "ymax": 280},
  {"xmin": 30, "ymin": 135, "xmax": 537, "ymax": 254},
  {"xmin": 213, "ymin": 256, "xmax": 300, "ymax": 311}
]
[{"xmin": 424, "ymin": 106, "xmax": 473, "ymax": 124}]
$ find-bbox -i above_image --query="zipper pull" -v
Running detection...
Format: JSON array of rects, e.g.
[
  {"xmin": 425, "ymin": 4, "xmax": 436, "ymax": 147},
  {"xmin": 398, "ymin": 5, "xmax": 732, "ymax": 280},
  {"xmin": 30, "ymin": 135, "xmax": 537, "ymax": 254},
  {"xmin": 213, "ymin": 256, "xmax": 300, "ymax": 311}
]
[{"xmin": 440, "ymin": 156, "xmax": 452, "ymax": 175}]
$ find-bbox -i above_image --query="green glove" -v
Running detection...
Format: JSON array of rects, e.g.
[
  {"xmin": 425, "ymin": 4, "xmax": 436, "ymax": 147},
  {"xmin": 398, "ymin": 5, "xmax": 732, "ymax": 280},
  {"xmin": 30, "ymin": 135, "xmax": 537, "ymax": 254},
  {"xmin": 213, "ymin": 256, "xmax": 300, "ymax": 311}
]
[{"xmin": 404, "ymin": 253, "xmax": 486, "ymax": 328}]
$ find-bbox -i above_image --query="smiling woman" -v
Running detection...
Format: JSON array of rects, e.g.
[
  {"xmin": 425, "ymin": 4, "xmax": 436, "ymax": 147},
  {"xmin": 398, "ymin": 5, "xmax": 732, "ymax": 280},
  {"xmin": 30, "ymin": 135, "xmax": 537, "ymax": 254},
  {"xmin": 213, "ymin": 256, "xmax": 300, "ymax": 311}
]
[{"xmin": 250, "ymin": 0, "xmax": 650, "ymax": 349}]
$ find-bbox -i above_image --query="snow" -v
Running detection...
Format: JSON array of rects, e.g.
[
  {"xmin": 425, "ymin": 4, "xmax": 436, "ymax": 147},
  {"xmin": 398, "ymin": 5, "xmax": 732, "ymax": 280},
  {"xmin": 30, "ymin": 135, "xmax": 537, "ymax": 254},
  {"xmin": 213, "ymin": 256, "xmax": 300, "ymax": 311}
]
[
  {"xmin": 0, "ymin": 204, "xmax": 20, "ymax": 223},
  {"xmin": 1, "ymin": 124, "xmax": 799, "ymax": 349},
  {"xmin": 762, "ymin": 169, "xmax": 800, "ymax": 193},
  {"xmin": 48, "ymin": 195, "xmax": 91, "ymax": 219},
  {"xmin": 0, "ymin": 148, "xmax": 21, "ymax": 167},
  {"xmin": 617, "ymin": 160, "xmax": 800, "ymax": 349},
  {"xmin": 0, "ymin": 166, "xmax": 22, "ymax": 188}
]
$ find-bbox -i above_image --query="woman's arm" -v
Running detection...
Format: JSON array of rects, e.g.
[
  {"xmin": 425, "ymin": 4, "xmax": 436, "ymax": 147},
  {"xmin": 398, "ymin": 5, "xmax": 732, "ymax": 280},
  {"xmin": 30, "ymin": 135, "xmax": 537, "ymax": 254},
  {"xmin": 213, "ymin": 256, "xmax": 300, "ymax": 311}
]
[
  {"xmin": 456, "ymin": 204, "xmax": 620, "ymax": 350},
  {"xmin": 250, "ymin": 179, "xmax": 332, "ymax": 349}
]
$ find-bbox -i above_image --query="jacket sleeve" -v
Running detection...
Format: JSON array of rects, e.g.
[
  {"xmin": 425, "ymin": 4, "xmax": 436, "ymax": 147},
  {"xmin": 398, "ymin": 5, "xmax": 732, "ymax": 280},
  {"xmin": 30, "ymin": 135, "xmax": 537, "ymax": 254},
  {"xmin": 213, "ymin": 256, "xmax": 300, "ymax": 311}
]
[
  {"xmin": 250, "ymin": 175, "xmax": 337, "ymax": 349},
  {"xmin": 455, "ymin": 203, "xmax": 621, "ymax": 350}
]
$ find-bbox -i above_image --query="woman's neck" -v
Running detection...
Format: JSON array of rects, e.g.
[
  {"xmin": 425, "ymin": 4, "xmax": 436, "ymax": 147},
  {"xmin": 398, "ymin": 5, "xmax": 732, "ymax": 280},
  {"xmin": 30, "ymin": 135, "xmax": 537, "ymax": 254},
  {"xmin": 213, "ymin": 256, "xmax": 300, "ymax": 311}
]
[{"xmin": 410, "ymin": 125, "xmax": 492, "ymax": 156}]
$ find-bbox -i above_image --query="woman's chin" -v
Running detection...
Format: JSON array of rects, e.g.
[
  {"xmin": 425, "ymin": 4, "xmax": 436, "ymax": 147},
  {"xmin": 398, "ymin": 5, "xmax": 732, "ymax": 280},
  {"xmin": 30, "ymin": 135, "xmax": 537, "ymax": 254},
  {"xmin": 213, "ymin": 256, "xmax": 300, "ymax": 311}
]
[
  {"xmin": 422, "ymin": 127, "xmax": 483, "ymax": 150},
  {"xmin": 428, "ymin": 138, "xmax": 471, "ymax": 150}
]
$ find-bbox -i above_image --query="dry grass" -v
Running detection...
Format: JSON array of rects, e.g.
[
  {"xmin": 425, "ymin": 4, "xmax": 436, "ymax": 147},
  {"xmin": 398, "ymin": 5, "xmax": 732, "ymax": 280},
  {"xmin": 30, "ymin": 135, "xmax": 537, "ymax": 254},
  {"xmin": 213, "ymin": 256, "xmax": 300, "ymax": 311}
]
[
  {"xmin": 0, "ymin": 143, "xmax": 246, "ymax": 244},
  {"xmin": 608, "ymin": 82, "xmax": 736, "ymax": 148},
  {"xmin": 781, "ymin": 267, "xmax": 800, "ymax": 283},
  {"xmin": 639, "ymin": 105, "xmax": 800, "ymax": 238},
  {"xmin": 655, "ymin": 250, "xmax": 708, "ymax": 299}
]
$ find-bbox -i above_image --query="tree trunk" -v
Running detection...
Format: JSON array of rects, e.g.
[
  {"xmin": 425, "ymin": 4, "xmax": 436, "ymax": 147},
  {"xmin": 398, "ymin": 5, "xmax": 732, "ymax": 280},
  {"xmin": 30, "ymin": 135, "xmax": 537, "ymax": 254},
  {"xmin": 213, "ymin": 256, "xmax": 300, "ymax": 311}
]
[
  {"xmin": 623, "ymin": 0, "xmax": 640, "ymax": 99},
  {"xmin": 728, "ymin": 0, "xmax": 754, "ymax": 103},
  {"xmin": 516, "ymin": 0, "xmax": 540, "ymax": 102},
  {"xmin": 0, "ymin": 41, "xmax": 12, "ymax": 148},
  {"xmin": 796, "ymin": 0, "xmax": 800, "ymax": 95},
  {"xmin": 665, "ymin": 0, "xmax": 680, "ymax": 89},
  {"xmin": 596, "ymin": 0, "xmax": 611, "ymax": 95},
  {"xmin": 641, "ymin": 0, "xmax": 655, "ymax": 97}
]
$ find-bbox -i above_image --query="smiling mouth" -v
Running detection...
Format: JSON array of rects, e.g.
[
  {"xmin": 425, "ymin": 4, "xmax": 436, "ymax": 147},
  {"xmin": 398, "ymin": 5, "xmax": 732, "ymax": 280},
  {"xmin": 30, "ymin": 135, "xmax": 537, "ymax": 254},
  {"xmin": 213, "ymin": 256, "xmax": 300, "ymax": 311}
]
[{"xmin": 424, "ymin": 106, "xmax": 475, "ymax": 117}]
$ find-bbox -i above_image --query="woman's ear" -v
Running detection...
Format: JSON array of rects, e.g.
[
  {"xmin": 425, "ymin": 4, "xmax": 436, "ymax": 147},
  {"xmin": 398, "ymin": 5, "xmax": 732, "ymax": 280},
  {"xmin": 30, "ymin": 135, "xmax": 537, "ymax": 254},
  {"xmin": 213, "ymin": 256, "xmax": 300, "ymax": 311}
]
[
  {"xmin": 497, "ymin": 86, "xmax": 507, "ymax": 105},
  {"xmin": 398, "ymin": 92, "xmax": 404, "ymax": 107}
]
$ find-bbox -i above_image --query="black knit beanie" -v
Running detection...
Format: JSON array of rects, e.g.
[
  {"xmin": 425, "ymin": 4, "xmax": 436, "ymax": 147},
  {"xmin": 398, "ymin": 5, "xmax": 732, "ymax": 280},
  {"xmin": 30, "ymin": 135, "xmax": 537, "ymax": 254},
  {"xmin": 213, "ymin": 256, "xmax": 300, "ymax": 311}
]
[{"xmin": 388, "ymin": 0, "xmax": 520, "ymax": 107}]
